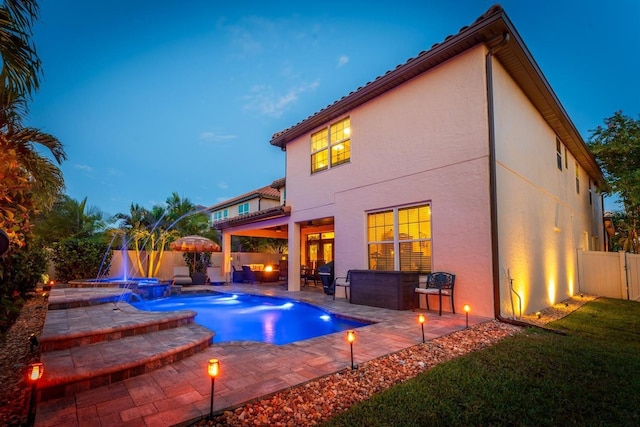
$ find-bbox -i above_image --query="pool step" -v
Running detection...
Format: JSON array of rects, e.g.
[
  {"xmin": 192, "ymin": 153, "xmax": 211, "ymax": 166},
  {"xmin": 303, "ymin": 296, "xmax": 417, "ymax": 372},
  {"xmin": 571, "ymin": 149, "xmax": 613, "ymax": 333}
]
[
  {"xmin": 40, "ymin": 303, "xmax": 199, "ymax": 352},
  {"xmin": 38, "ymin": 302, "xmax": 215, "ymax": 402}
]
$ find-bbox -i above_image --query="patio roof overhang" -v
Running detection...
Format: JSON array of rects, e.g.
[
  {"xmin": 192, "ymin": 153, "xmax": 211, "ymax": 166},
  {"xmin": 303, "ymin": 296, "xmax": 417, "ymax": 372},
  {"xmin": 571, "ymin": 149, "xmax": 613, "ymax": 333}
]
[{"xmin": 212, "ymin": 205, "xmax": 291, "ymax": 230}]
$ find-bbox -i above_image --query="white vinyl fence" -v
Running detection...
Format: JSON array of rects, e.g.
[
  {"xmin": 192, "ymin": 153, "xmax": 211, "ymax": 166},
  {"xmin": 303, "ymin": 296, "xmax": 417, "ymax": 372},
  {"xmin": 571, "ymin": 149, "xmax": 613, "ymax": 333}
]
[{"xmin": 578, "ymin": 250, "xmax": 640, "ymax": 301}]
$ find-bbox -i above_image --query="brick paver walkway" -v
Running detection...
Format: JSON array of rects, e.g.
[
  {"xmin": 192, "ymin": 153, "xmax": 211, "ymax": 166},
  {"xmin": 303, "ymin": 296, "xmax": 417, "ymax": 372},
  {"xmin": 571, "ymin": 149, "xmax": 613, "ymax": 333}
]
[{"xmin": 35, "ymin": 283, "xmax": 486, "ymax": 426}]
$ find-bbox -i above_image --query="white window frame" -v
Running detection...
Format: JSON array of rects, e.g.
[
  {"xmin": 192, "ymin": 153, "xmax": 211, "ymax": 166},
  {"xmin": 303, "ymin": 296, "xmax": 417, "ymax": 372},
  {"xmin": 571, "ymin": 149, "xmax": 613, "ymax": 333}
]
[
  {"xmin": 310, "ymin": 117, "xmax": 350, "ymax": 174},
  {"xmin": 367, "ymin": 203, "xmax": 432, "ymax": 272}
]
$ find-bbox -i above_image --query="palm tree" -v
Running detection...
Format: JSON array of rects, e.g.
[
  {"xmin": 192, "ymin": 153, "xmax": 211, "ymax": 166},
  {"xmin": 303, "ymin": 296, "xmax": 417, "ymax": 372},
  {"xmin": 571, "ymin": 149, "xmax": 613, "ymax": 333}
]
[
  {"xmin": 165, "ymin": 192, "xmax": 212, "ymax": 238},
  {"xmin": 0, "ymin": 0, "xmax": 41, "ymax": 97},
  {"xmin": 114, "ymin": 203, "xmax": 178, "ymax": 277},
  {"xmin": 33, "ymin": 195, "xmax": 108, "ymax": 244},
  {"xmin": 0, "ymin": 0, "xmax": 66, "ymax": 247}
]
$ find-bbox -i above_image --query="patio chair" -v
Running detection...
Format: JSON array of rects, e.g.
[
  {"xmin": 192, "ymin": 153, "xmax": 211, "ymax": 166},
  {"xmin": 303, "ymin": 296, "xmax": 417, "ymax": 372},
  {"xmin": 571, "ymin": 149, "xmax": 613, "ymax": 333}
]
[
  {"xmin": 333, "ymin": 270, "xmax": 351, "ymax": 301},
  {"xmin": 414, "ymin": 272, "xmax": 455, "ymax": 315},
  {"xmin": 206, "ymin": 267, "xmax": 225, "ymax": 285},
  {"xmin": 242, "ymin": 265, "xmax": 257, "ymax": 284},
  {"xmin": 172, "ymin": 266, "xmax": 192, "ymax": 286}
]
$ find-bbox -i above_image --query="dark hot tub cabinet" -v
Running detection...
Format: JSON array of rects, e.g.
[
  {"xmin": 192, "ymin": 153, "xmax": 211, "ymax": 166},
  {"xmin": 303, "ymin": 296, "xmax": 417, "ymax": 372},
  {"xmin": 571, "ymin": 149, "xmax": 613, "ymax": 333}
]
[{"xmin": 349, "ymin": 270, "xmax": 418, "ymax": 310}]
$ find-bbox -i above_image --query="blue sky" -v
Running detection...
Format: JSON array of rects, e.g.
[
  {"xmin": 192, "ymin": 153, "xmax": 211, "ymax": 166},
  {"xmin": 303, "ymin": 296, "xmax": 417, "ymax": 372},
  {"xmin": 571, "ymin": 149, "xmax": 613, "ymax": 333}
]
[{"xmin": 28, "ymin": 0, "xmax": 639, "ymax": 217}]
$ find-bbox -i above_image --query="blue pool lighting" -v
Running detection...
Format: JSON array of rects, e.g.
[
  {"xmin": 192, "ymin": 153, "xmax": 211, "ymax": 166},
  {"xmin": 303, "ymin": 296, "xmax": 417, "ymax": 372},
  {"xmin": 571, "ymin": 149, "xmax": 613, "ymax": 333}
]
[{"xmin": 131, "ymin": 292, "xmax": 369, "ymax": 345}]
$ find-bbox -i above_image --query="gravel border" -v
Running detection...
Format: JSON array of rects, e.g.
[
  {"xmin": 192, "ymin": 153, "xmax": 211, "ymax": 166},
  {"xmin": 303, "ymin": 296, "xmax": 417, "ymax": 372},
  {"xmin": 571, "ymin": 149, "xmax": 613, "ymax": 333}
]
[{"xmin": 0, "ymin": 293, "xmax": 46, "ymax": 427}]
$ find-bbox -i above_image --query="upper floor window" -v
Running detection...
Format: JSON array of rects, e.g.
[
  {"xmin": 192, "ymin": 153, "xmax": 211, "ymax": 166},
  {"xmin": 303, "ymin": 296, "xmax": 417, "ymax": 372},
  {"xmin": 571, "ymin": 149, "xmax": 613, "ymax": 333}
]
[
  {"xmin": 556, "ymin": 138, "xmax": 563, "ymax": 171},
  {"xmin": 213, "ymin": 209, "xmax": 228, "ymax": 222},
  {"xmin": 367, "ymin": 204, "xmax": 432, "ymax": 273},
  {"xmin": 575, "ymin": 161, "xmax": 580, "ymax": 194},
  {"xmin": 310, "ymin": 117, "xmax": 351, "ymax": 174},
  {"xmin": 238, "ymin": 203, "xmax": 249, "ymax": 215}
]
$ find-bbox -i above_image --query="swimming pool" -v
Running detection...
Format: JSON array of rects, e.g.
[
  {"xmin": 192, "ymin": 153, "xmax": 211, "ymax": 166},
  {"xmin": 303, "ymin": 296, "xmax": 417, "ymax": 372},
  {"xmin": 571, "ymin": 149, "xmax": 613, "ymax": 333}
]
[{"xmin": 130, "ymin": 293, "xmax": 369, "ymax": 345}]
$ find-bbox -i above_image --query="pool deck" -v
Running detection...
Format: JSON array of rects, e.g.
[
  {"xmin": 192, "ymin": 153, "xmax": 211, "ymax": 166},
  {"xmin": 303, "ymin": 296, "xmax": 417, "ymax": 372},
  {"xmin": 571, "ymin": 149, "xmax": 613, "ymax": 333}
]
[{"xmin": 35, "ymin": 282, "xmax": 490, "ymax": 426}]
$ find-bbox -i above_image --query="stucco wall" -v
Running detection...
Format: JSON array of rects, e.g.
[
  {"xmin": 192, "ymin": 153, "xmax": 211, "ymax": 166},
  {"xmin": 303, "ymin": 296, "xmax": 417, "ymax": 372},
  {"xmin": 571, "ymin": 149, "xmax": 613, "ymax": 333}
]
[
  {"xmin": 286, "ymin": 46, "xmax": 496, "ymax": 317},
  {"xmin": 492, "ymin": 56, "xmax": 604, "ymax": 316}
]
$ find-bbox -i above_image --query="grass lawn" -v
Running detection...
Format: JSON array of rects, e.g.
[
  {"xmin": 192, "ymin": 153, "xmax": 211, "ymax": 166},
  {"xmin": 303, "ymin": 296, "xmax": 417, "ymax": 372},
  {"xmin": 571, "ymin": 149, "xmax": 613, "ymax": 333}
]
[{"xmin": 322, "ymin": 298, "xmax": 640, "ymax": 426}]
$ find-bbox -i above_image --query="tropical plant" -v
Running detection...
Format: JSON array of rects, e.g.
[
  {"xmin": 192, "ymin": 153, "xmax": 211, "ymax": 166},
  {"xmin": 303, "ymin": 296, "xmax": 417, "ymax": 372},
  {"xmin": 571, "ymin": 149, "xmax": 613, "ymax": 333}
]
[
  {"xmin": 588, "ymin": 111, "xmax": 640, "ymax": 252},
  {"xmin": 114, "ymin": 203, "xmax": 177, "ymax": 278},
  {"xmin": 165, "ymin": 192, "xmax": 214, "ymax": 238},
  {"xmin": 0, "ymin": 237, "xmax": 48, "ymax": 332},
  {"xmin": 33, "ymin": 195, "xmax": 109, "ymax": 245},
  {"xmin": 0, "ymin": 0, "xmax": 66, "ymax": 248},
  {"xmin": 607, "ymin": 210, "xmax": 638, "ymax": 253},
  {"xmin": 0, "ymin": 0, "xmax": 41, "ymax": 98},
  {"xmin": 50, "ymin": 238, "xmax": 112, "ymax": 283}
]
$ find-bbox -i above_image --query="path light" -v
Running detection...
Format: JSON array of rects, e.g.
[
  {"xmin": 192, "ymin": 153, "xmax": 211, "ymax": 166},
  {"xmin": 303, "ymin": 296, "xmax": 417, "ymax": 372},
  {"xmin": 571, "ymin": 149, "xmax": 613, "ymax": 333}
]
[
  {"xmin": 207, "ymin": 359, "xmax": 220, "ymax": 420},
  {"xmin": 29, "ymin": 334, "xmax": 39, "ymax": 352},
  {"xmin": 27, "ymin": 362, "xmax": 43, "ymax": 426},
  {"xmin": 418, "ymin": 314, "xmax": 426, "ymax": 343},
  {"xmin": 346, "ymin": 330, "xmax": 356, "ymax": 369},
  {"xmin": 463, "ymin": 304, "xmax": 471, "ymax": 328}
]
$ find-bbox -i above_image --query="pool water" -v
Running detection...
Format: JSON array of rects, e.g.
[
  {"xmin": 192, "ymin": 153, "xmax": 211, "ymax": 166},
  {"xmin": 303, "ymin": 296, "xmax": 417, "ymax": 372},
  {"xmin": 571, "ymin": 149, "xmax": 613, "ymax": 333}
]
[{"xmin": 130, "ymin": 293, "xmax": 369, "ymax": 345}]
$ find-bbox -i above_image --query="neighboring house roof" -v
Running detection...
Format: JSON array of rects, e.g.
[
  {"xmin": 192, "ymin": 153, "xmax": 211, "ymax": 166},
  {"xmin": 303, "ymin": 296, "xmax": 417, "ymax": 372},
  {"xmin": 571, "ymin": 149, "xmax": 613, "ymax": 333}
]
[
  {"xmin": 206, "ymin": 183, "xmax": 282, "ymax": 212},
  {"xmin": 271, "ymin": 177, "xmax": 286, "ymax": 190},
  {"xmin": 211, "ymin": 205, "xmax": 291, "ymax": 230},
  {"xmin": 269, "ymin": 5, "xmax": 604, "ymax": 184}
]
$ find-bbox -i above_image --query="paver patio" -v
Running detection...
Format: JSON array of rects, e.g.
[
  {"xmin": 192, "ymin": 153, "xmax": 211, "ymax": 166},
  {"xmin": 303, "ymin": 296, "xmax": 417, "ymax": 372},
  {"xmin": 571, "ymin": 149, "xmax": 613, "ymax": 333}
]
[{"xmin": 35, "ymin": 282, "xmax": 487, "ymax": 426}]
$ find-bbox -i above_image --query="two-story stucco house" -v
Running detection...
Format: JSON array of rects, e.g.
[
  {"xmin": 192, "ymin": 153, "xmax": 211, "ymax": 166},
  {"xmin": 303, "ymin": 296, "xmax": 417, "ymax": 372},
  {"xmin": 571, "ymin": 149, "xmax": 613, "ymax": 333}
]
[{"xmin": 215, "ymin": 5, "xmax": 605, "ymax": 319}]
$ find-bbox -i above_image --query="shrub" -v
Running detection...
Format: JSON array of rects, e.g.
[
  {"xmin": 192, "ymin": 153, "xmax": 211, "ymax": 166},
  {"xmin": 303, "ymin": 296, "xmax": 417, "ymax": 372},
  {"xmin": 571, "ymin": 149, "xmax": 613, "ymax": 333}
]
[
  {"xmin": 51, "ymin": 239, "xmax": 112, "ymax": 283},
  {"xmin": 0, "ymin": 241, "xmax": 49, "ymax": 332}
]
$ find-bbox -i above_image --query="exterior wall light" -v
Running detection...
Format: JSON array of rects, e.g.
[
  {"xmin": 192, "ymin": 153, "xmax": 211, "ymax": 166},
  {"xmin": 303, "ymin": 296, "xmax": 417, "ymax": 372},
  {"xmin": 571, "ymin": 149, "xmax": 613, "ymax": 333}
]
[
  {"xmin": 418, "ymin": 314, "xmax": 426, "ymax": 343},
  {"xmin": 346, "ymin": 330, "xmax": 356, "ymax": 369},
  {"xmin": 207, "ymin": 358, "xmax": 220, "ymax": 420},
  {"xmin": 463, "ymin": 304, "xmax": 471, "ymax": 328}
]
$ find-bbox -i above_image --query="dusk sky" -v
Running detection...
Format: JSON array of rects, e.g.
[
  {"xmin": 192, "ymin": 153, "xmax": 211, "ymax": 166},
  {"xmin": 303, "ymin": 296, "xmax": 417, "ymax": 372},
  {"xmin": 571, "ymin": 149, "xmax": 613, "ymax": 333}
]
[{"xmin": 28, "ymin": 0, "xmax": 639, "ymax": 217}]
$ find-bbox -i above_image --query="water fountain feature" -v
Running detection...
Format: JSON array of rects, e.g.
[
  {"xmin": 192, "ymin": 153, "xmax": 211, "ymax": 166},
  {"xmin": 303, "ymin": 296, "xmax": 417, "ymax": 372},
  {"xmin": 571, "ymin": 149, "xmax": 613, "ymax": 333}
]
[{"xmin": 72, "ymin": 207, "xmax": 217, "ymax": 301}]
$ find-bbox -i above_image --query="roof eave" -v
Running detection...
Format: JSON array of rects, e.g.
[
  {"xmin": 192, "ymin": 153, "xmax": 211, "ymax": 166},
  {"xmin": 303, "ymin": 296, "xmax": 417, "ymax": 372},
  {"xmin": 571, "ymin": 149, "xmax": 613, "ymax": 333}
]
[{"xmin": 269, "ymin": 6, "xmax": 604, "ymax": 184}]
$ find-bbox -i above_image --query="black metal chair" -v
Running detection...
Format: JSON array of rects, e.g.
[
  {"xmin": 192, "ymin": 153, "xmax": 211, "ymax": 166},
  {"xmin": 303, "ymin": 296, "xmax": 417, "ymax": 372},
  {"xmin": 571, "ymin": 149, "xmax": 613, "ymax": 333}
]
[{"xmin": 414, "ymin": 272, "xmax": 455, "ymax": 315}]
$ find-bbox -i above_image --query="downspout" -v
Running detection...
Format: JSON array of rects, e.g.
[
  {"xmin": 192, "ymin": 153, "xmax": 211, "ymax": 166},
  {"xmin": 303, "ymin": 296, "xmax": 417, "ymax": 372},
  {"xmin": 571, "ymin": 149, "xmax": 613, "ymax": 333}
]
[{"xmin": 486, "ymin": 33, "xmax": 545, "ymax": 330}]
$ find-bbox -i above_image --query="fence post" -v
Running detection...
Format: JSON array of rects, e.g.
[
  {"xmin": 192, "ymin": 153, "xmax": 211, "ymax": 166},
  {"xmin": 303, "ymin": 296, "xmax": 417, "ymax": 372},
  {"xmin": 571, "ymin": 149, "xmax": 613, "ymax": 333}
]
[
  {"xmin": 619, "ymin": 251, "xmax": 629, "ymax": 300},
  {"xmin": 577, "ymin": 249, "xmax": 584, "ymax": 294}
]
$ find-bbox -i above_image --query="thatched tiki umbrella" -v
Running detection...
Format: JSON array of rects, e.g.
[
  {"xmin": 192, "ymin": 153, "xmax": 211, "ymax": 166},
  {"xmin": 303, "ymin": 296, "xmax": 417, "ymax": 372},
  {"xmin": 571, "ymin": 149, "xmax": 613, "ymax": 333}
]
[{"xmin": 170, "ymin": 235, "xmax": 221, "ymax": 272}]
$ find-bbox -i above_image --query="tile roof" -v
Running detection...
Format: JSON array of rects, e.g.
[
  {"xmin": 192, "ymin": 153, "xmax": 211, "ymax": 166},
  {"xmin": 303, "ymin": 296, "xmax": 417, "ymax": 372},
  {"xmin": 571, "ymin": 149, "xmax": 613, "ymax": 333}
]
[
  {"xmin": 211, "ymin": 205, "xmax": 291, "ymax": 230},
  {"xmin": 269, "ymin": 4, "xmax": 604, "ymax": 184},
  {"xmin": 206, "ymin": 182, "xmax": 282, "ymax": 212}
]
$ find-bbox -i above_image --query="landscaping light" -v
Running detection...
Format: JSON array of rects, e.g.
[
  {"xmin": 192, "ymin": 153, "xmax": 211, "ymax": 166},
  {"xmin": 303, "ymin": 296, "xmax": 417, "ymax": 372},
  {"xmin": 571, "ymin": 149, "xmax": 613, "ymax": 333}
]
[
  {"xmin": 26, "ymin": 362, "xmax": 44, "ymax": 426},
  {"xmin": 536, "ymin": 311, "xmax": 541, "ymax": 319},
  {"xmin": 265, "ymin": 265, "xmax": 273, "ymax": 272},
  {"xmin": 29, "ymin": 334, "xmax": 39, "ymax": 352},
  {"xmin": 27, "ymin": 362, "xmax": 43, "ymax": 382},
  {"xmin": 418, "ymin": 314, "xmax": 426, "ymax": 343},
  {"xmin": 463, "ymin": 304, "xmax": 470, "ymax": 328},
  {"xmin": 207, "ymin": 359, "xmax": 219, "ymax": 420},
  {"xmin": 346, "ymin": 330, "xmax": 356, "ymax": 369}
]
